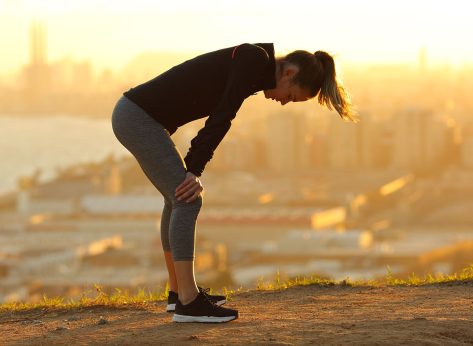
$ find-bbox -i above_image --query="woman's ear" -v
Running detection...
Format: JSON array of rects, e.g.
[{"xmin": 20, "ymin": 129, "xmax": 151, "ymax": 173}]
[{"xmin": 283, "ymin": 64, "xmax": 299, "ymax": 79}]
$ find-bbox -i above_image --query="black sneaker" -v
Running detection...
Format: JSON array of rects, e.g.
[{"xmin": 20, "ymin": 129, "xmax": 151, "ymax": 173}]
[
  {"xmin": 172, "ymin": 291, "xmax": 238, "ymax": 323},
  {"xmin": 166, "ymin": 290, "xmax": 179, "ymax": 313},
  {"xmin": 166, "ymin": 286, "xmax": 226, "ymax": 313}
]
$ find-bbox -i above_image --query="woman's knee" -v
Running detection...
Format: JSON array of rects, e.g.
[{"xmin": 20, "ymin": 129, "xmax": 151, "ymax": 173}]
[
  {"xmin": 164, "ymin": 196, "xmax": 172, "ymax": 208},
  {"xmin": 172, "ymin": 194, "xmax": 203, "ymax": 209}
]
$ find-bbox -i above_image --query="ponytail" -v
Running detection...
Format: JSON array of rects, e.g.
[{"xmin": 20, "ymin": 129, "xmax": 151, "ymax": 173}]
[
  {"xmin": 313, "ymin": 51, "xmax": 358, "ymax": 122},
  {"xmin": 281, "ymin": 49, "xmax": 359, "ymax": 123}
]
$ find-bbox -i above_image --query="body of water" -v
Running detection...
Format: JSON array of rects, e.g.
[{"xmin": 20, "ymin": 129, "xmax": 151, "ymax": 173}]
[{"xmin": 0, "ymin": 114, "xmax": 130, "ymax": 195}]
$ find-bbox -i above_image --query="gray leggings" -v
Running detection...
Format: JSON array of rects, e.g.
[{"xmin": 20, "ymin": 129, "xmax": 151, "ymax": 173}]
[{"xmin": 111, "ymin": 95, "xmax": 202, "ymax": 261}]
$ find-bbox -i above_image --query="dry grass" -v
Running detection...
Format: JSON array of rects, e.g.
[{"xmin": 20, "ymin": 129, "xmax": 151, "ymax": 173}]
[{"xmin": 1, "ymin": 263, "xmax": 472, "ymax": 312}]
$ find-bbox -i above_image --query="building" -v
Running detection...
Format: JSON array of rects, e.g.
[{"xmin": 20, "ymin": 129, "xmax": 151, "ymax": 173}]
[
  {"xmin": 391, "ymin": 108, "xmax": 454, "ymax": 169},
  {"xmin": 266, "ymin": 110, "xmax": 311, "ymax": 173}
]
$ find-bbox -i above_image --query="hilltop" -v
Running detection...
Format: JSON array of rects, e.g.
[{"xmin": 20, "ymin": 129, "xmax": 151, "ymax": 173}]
[{"xmin": 1, "ymin": 279, "xmax": 473, "ymax": 345}]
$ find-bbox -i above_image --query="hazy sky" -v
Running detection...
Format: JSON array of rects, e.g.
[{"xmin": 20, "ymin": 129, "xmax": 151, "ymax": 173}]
[{"xmin": 1, "ymin": 0, "xmax": 472, "ymax": 75}]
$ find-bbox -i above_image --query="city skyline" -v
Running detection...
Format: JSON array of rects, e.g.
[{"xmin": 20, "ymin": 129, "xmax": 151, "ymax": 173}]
[{"xmin": 1, "ymin": 0, "xmax": 473, "ymax": 76}]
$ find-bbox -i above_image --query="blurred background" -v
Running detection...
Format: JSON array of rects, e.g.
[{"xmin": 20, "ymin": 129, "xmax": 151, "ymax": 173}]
[{"xmin": 1, "ymin": 0, "xmax": 473, "ymax": 303}]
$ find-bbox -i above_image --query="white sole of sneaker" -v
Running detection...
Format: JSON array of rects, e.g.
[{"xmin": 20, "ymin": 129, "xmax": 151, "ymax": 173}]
[
  {"xmin": 172, "ymin": 314, "xmax": 237, "ymax": 323},
  {"xmin": 167, "ymin": 300, "xmax": 226, "ymax": 312}
]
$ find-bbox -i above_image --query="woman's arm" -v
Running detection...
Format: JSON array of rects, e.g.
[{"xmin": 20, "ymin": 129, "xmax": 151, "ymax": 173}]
[{"xmin": 183, "ymin": 43, "xmax": 269, "ymax": 177}]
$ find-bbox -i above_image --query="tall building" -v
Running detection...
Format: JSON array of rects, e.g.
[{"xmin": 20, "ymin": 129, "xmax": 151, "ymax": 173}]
[
  {"xmin": 391, "ymin": 107, "xmax": 453, "ymax": 169},
  {"xmin": 316, "ymin": 111, "xmax": 390, "ymax": 170},
  {"xmin": 326, "ymin": 114, "xmax": 361, "ymax": 169},
  {"xmin": 459, "ymin": 121, "xmax": 473, "ymax": 168},
  {"xmin": 30, "ymin": 21, "xmax": 47, "ymax": 67},
  {"xmin": 23, "ymin": 20, "xmax": 51, "ymax": 104},
  {"xmin": 266, "ymin": 110, "xmax": 311, "ymax": 173},
  {"xmin": 210, "ymin": 132, "xmax": 258, "ymax": 171}
]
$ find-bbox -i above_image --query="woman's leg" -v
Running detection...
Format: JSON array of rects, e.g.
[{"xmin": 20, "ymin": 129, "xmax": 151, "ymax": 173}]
[
  {"xmin": 111, "ymin": 95, "xmax": 200, "ymax": 303},
  {"xmin": 161, "ymin": 197, "xmax": 178, "ymax": 292},
  {"xmin": 163, "ymin": 251, "xmax": 177, "ymax": 292}
]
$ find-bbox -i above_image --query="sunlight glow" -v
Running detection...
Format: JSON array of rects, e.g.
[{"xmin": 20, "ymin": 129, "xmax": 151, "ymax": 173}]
[{"xmin": 1, "ymin": 0, "xmax": 473, "ymax": 74}]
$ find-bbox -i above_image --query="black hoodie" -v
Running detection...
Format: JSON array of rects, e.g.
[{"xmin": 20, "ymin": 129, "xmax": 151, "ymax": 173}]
[{"xmin": 123, "ymin": 42, "xmax": 276, "ymax": 177}]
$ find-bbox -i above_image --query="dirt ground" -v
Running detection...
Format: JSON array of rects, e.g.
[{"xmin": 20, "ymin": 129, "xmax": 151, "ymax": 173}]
[{"xmin": 1, "ymin": 281, "xmax": 473, "ymax": 345}]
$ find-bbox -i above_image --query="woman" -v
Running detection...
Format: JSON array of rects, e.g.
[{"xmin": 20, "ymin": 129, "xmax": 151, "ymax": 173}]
[{"xmin": 111, "ymin": 42, "xmax": 357, "ymax": 323}]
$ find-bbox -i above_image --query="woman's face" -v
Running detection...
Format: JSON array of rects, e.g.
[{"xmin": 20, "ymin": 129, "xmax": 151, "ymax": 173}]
[{"xmin": 263, "ymin": 63, "xmax": 312, "ymax": 105}]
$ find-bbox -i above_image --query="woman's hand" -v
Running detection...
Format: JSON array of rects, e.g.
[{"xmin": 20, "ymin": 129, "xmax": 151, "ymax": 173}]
[{"xmin": 175, "ymin": 172, "xmax": 204, "ymax": 203}]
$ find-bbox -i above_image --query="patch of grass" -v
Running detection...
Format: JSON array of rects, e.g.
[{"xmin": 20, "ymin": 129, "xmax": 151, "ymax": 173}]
[
  {"xmin": 252, "ymin": 263, "xmax": 473, "ymax": 290},
  {"xmin": 1, "ymin": 264, "xmax": 472, "ymax": 312},
  {"xmin": 383, "ymin": 263, "xmax": 473, "ymax": 286},
  {"xmin": 0, "ymin": 283, "xmax": 169, "ymax": 313},
  {"xmin": 254, "ymin": 268, "xmax": 341, "ymax": 291}
]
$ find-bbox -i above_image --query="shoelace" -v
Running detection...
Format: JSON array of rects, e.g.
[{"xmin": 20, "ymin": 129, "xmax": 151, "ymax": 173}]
[
  {"xmin": 198, "ymin": 286, "xmax": 211, "ymax": 295},
  {"xmin": 198, "ymin": 287, "xmax": 222, "ymax": 308}
]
